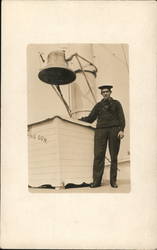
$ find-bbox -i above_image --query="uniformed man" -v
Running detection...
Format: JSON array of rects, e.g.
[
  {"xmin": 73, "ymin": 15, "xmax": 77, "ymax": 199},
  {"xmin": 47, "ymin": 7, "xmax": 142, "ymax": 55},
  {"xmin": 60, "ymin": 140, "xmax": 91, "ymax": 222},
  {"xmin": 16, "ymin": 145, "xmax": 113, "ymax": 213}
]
[{"xmin": 79, "ymin": 85, "xmax": 125, "ymax": 188}]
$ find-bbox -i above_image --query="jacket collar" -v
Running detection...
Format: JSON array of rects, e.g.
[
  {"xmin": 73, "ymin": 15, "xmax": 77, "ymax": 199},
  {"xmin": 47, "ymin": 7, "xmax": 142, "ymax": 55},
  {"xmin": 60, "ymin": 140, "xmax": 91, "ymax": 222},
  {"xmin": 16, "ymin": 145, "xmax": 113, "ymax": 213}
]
[{"xmin": 101, "ymin": 97, "xmax": 113, "ymax": 103}]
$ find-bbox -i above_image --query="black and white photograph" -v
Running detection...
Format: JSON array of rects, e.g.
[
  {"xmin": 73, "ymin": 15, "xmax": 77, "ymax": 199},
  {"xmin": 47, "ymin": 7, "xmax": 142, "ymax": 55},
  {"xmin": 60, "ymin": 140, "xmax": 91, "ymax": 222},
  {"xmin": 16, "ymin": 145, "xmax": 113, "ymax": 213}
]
[
  {"xmin": 27, "ymin": 44, "xmax": 130, "ymax": 193},
  {"xmin": 1, "ymin": 1, "xmax": 157, "ymax": 249}
]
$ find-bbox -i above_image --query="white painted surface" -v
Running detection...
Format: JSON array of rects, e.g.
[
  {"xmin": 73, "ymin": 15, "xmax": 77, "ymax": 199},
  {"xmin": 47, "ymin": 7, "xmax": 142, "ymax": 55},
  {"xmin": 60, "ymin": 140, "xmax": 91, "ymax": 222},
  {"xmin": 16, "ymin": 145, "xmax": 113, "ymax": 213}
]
[
  {"xmin": 28, "ymin": 116, "xmax": 94, "ymax": 186},
  {"xmin": 28, "ymin": 119, "xmax": 60, "ymax": 186},
  {"xmin": 69, "ymin": 44, "xmax": 96, "ymax": 118},
  {"xmin": 58, "ymin": 118, "xmax": 94, "ymax": 184}
]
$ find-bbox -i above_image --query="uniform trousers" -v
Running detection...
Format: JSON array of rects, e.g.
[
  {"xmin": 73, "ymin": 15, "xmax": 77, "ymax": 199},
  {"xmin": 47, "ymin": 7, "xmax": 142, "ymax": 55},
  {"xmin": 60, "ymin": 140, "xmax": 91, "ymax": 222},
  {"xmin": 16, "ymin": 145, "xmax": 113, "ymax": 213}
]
[{"xmin": 93, "ymin": 126, "xmax": 121, "ymax": 185}]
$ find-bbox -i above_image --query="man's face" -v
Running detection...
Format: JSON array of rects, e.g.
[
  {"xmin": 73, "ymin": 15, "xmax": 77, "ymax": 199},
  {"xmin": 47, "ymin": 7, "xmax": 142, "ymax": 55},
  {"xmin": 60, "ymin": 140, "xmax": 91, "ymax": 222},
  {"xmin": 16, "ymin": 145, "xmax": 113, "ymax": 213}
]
[{"xmin": 101, "ymin": 89, "xmax": 111, "ymax": 99}]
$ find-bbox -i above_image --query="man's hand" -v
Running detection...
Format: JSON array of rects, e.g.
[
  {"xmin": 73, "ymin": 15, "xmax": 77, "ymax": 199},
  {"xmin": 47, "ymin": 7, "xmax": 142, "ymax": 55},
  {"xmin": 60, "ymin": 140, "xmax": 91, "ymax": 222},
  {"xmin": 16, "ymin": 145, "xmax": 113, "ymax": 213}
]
[{"xmin": 118, "ymin": 131, "xmax": 124, "ymax": 139}]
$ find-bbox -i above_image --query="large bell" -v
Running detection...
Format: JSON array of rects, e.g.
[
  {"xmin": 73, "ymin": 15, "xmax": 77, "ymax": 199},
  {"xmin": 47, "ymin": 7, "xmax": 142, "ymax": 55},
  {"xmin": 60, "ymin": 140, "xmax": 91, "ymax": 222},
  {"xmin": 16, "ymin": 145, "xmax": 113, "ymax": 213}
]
[{"xmin": 38, "ymin": 50, "xmax": 76, "ymax": 85}]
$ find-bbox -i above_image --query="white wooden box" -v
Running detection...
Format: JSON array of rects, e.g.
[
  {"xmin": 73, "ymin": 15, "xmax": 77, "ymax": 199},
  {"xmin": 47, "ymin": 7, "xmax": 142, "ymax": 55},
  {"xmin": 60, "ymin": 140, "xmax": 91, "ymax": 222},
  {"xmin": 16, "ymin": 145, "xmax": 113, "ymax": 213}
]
[{"xmin": 28, "ymin": 116, "xmax": 95, "ymax": 187}]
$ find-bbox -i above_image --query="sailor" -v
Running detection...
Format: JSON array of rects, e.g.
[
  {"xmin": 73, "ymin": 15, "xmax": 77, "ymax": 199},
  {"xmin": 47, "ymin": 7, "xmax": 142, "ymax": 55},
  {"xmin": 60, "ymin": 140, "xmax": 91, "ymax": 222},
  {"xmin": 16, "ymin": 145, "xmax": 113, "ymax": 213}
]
[{"xmin": 79, "ymin": 85, "xmax": 125, "ymax": 188}]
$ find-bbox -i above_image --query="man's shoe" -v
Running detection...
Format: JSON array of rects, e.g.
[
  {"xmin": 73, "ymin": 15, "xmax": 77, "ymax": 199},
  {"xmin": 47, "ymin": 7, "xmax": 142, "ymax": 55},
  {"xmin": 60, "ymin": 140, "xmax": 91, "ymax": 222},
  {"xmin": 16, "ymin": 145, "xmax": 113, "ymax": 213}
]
[
  {"xmin": 110, "ymin": 183, "xmax": 118, "ymax": 188},
  {"xmin": 90, "ymin": 183, "xmax": 101, "ymax": 188}
]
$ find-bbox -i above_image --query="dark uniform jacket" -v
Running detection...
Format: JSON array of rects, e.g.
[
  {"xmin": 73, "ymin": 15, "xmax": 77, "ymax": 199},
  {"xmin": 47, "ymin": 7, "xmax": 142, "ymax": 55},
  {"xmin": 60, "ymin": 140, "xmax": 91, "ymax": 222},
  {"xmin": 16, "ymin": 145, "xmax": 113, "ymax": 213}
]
[{"xmin": 80, "ymin": 97, "xmax": 125, "ymax": 131}]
